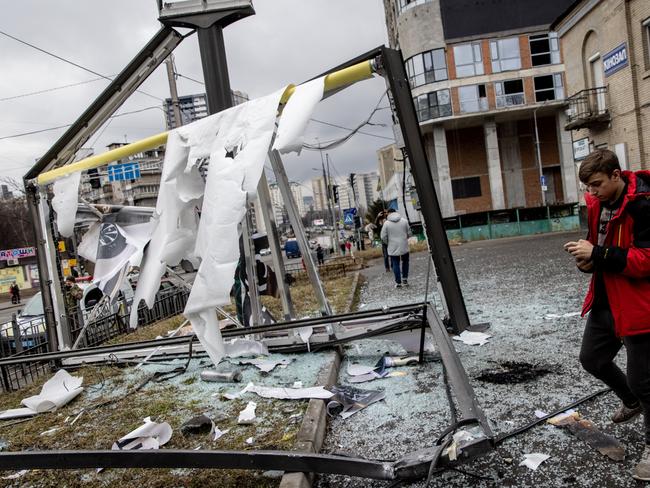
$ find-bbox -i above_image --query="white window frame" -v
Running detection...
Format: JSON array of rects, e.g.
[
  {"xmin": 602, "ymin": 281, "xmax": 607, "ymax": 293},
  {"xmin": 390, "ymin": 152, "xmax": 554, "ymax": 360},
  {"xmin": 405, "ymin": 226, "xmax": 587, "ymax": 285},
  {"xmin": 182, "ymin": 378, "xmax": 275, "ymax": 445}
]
[
  {"xmin": 454, "ymin": 42, "xmax": 484, "ymax": 78},
  {"xmin": 494, "ymin": 79, "xmax": 525, "ymax": 108},
  {"xmin": 405, "ymin": 48, "xmax": 448, "ymax": 88},
  {"xmin": 490, "ymin": 37, "xmax": 522, "ymax": 73},
  {"xmin": 458, "ymin": 84, "xmax": 487, "ymax": 113}
]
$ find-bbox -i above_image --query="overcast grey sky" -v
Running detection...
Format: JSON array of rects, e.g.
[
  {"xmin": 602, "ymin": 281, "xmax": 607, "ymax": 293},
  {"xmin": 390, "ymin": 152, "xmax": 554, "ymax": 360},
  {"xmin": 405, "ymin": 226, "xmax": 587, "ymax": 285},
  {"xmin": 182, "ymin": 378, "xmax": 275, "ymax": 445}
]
[{"xmin": 0, "ymin": 1, "xmax": 394, "ymax": 194}]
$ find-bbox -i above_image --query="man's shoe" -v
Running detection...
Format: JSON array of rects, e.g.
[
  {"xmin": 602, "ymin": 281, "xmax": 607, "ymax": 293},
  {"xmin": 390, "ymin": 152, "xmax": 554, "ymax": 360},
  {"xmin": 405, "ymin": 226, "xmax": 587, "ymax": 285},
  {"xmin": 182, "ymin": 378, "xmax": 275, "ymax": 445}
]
[
  {"xmin": 402, "ymin": 279, "xmax": 409, "ymax": 286},
  {"xmin": 612, "ymin": 402, "xmax": 643, "ymax": 424},
  {"xmin": 395, "ymin": 283, "xmax": 402, "ymax": 288},
  {"xmin": 633, "ymin": 445, "xmax": 650, "ymax": 481}
]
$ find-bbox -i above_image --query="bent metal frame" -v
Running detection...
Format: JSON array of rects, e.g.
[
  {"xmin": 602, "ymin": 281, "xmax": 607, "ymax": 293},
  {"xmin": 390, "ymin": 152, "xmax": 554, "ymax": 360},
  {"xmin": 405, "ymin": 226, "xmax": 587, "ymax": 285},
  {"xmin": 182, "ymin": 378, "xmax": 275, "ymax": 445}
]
[{"xmin": 7, "ymin": 32, "xmax": 494, "ymax": 482}]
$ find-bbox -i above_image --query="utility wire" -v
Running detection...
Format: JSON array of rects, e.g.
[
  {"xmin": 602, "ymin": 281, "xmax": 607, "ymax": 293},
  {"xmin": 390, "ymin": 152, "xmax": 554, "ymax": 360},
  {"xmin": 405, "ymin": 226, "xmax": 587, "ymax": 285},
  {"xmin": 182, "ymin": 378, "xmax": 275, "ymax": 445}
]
[
  {"xmin": 0, "ymin": 29, "xmax": 162, "ymax": 102},
  {"xmin": 0, "ymin": 106, "xmax": 163, "ymax": 141},
  {"xmin": 0, "ymin": 76, "xmax": 111, "ymax": 102}
]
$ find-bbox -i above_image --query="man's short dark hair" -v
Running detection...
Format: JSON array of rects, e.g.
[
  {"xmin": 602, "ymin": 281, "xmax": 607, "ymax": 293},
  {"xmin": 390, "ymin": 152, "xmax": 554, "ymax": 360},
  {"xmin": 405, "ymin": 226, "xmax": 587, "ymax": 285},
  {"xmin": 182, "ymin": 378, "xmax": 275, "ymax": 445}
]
[
  {"xmin": 66, "ymin": 276, "xmax": 76, "ymax": 283},
  {"xmin": 578, "ymin": 149, "xmax": 621, "ymax": 183}
]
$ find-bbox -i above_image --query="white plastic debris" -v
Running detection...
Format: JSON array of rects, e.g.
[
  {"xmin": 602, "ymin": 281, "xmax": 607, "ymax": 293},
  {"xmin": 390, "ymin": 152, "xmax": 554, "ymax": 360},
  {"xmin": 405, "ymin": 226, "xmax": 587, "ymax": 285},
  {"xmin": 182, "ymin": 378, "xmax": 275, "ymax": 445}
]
[
  {"xmin": 239, "ymin": 358, "xmax": 293, "ymax": 373},
  {"xmin": 51, "ymin": 171, "xmax": 81, "ymax": 237},
  {"xmin": 534, "ymin": 410, "xmax": 548, "ymax": 419},
  {"xmin": 544, "ymin": 312, "xmax": 581, "ymax": 320},
  {"xmin": 347, "ymin": 363, "xmax": 376, "ymax": 377},
  {"xmin": 112, "ymin": 417, "xmax": 172, "ymax": 451},
  {"xmin": 245, "ymin": 437, "xmax": 254, "ymax": 445},
  {"xmin": 245, "ymin": 384, "xmax": 333, "ymax": 400},
  {"xmin": 452, "ymin": 330, "xmax": 492, "ymax": 346},
  {"xmin": 238, "ymin": 402, "xmax": 257, "ymax": 425},
  {"xmin": 519, "ymin": 453, "xmax": 550, "ymax": 471},
  {"xmin": 213, "ymin": 427, "xmax": 230, "ymax": 442},
  {"xmin": 224, "ymin": 339, "xmax": 268, "ymax": 358},
  {"xmin": 2, "ymin": 470, "xmax": 29, "ymax": 480}
]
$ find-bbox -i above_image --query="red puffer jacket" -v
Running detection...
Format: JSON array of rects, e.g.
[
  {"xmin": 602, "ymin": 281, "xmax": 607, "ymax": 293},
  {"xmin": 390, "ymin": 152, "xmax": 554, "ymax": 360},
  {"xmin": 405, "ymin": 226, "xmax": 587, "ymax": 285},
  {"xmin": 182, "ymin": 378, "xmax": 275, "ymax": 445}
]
[{"xmin": 582, "ymin": 170, "xmax": 650, "ymax": 336}]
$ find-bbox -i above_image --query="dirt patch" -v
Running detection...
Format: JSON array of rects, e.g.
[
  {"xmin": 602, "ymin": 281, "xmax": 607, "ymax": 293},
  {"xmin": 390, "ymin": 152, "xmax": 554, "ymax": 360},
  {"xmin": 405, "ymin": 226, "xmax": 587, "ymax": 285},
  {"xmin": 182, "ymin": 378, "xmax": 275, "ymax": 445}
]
[{"xmin": 475, "ymin": 361, "xmax": 556, "ymax": 384}]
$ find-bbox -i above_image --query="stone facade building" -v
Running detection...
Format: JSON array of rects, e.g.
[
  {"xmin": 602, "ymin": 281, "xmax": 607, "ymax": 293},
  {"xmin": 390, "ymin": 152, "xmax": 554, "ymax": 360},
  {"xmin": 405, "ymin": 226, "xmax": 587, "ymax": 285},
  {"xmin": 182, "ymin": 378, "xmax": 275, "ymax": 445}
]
[{"xmin": 552, "ymin": 0, "xmax": 650, "ymax": 175}]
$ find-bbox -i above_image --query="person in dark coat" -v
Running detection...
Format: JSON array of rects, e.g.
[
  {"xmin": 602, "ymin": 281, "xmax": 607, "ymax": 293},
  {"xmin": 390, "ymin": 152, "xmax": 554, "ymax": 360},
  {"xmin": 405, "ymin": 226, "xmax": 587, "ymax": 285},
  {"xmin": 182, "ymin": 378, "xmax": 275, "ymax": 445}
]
[{"xmin": 316, "ymin": 244, "xmax": 325, "ymax": 265}]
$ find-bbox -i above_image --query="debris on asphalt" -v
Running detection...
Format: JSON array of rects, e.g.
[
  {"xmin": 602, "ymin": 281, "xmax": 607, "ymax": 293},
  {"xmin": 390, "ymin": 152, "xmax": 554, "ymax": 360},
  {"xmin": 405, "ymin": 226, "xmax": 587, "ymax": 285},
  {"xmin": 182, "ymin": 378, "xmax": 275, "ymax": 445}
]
[
  {"xmin": 223, "ymin": 339, "xmax": 269, "ymax": 358},
  {"xmin": 326, "ymin": 385, "xmax": 386, "ymax": 419},
  {"xmin": 520, "ymin": 453, "xmax": 550, "ymax": 471},
  {"xmin": 549, "ymin": 411, "xmax": 625, "ymax": 461},
  {"xmin": 200, "ymin": 369, "xmax": 243, "ymax": 383},
  {"xmin": 1, "ymin": 469, "xmax": 29, "ymax": 480},
  {"xmin": 180, "ymin": 414, "xmax": 214, "ymax": 437},
  {"xmin": 0, "ymin": 369, "xmax": 83, "ymax": 419},
  {"xmin": 452, "ymin": 330, "xmax": 492, "ymax": 346},
  {"xmin": 213, "ymin": 426, "xmax": 229, "ymax": 441},
  {"xmin": 222, "ymin": 382, "xmax": 333, "ymax": 400},
  {"xmin": 112, "ymin": 417, "xmax": 172, "ymax": 451},
  {"xmin": 238, "ymin": 401, "xmax": 257, "ymax": 424},
  {"xmin": 245, "ymin": 437, "xmax": 254, "ymax": 445}
]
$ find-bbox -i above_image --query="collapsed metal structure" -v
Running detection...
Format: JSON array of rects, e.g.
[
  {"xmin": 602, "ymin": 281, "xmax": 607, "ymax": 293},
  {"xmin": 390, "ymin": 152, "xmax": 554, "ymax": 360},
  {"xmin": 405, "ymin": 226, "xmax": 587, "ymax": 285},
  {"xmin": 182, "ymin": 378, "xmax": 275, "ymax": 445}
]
[{"xmin": 7, "ymin": 3, "xmax": 494, "ymax": 482}]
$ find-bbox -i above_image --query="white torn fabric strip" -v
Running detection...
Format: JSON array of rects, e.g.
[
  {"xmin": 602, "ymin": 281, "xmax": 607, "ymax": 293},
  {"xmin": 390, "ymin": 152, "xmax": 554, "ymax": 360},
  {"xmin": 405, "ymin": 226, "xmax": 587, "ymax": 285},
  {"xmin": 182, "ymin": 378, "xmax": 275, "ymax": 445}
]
[
  {"xmin": 519, "ymin": 453, "xmax": 550, "ymax": 471},
  {"xmin": 239, "ymin": 358, "xmax": 293, "ymax": 373},
  {"xmin": 51, "ymin": 171, "xmax": 81, "ymax": 238},
  {"xmin": 238, "ymin": 401, "xmax": 257, "ymax": 425},
  {"xmin": 452, "ymin": 330, "xmax": 492, "ymax": 346},
  {"xmin": 0, "ymin": 408, "xmax": 36, "ymax": 420},
  {"xmin": 21, "ymin": 369, "xmax": 83, "ymax": 413},
  {"xmin": 112, "ymin": 417, "xmax": 172, "ymax": 451},
  {"xmin": 244, "ymin": 384, "xmax": 333, "ymax": 400},
  {"xmin": 272, "ymin": 77, "xmax": 325, "ymax": 155}
]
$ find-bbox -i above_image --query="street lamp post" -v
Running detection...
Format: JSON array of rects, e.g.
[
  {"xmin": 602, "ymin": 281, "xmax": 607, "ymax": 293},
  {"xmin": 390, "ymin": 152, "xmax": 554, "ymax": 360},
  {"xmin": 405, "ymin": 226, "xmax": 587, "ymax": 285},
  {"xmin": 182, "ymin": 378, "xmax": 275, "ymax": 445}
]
[{"xmin": 533, "ymin": 102, "xmax": 547, "ymax": 207}]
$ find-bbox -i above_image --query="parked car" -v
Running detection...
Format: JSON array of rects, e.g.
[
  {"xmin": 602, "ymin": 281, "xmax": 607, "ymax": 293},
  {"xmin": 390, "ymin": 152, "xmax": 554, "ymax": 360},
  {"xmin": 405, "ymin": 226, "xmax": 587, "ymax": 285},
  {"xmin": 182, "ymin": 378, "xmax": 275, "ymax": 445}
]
[{"xmin": 284, "ymin": 239, "xmax": 301, "ymax": 259}]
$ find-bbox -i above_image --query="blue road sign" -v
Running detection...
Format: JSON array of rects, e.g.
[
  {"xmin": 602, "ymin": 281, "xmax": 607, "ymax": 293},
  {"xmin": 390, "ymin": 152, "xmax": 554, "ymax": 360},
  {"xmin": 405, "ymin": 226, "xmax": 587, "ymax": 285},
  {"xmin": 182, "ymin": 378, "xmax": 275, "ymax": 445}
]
[
  {"xmin": 343, "ymin": 208, "xmax": 356, "ymax": 225},
  {"xmin": 603, "ymin": 43, "xmax": 628, "ymax": 77}
]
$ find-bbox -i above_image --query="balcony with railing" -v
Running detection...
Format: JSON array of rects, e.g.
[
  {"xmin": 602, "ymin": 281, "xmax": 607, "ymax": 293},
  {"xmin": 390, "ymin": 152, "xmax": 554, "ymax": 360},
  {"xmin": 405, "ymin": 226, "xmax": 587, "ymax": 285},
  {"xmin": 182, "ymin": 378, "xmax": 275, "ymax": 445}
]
[{"xmin": 564, "ymin": 86, "xmax": 610, "ymax": 130}]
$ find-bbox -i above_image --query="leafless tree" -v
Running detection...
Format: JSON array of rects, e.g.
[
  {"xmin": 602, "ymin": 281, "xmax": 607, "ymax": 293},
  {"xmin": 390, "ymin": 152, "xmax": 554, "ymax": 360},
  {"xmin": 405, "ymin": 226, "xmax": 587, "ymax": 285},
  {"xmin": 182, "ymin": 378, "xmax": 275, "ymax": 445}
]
[{"xmin": 0, "ymin": 178, "xmax": 35, "ymax": 249}]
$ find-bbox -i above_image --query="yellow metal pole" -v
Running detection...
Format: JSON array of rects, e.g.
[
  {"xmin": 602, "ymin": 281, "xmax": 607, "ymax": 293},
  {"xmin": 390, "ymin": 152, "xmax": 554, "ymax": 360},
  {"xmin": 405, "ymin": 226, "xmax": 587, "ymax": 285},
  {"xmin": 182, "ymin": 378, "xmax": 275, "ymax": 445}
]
[{"xmin": 37, "ymin": 59, "xmax": 375, "ymax": 186}]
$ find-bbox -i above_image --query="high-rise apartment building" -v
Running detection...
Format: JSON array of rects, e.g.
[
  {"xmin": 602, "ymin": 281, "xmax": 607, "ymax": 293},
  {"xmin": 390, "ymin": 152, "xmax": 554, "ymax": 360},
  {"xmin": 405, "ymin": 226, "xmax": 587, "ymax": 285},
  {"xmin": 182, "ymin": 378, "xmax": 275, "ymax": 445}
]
[
  {"xmin": 382, "ymin": 0, "xmax": 577, "ymax": 217},
  {"xmin": 164, "ymin": 90, "xmax": 249, "ymax": 129}
]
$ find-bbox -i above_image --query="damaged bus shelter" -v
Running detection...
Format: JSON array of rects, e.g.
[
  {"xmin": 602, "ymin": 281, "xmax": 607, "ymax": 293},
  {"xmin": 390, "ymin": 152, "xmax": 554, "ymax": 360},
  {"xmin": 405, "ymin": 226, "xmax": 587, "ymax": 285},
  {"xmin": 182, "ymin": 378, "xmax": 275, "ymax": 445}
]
[{"xmin": 1, "ymin": 3, "xmax": 496, "ymax": 483}]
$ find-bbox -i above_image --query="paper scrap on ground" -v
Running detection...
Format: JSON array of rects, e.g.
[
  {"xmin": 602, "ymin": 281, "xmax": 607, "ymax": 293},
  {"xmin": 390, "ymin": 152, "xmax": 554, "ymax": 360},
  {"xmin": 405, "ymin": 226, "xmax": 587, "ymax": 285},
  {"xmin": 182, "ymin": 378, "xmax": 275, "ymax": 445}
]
[
  {"xmin": 213, "ymin": 427, "xmax": 229, "ymax": 441},
  {"xmin": 519, "ymin": 453, "xmax": 550, "ymax": 471},
  {"xmin": 112, "ymin": 417, "xmax": 172, "ymax": 451},
  {"xmin": 239, "ymin": 358, "xmax": 293, "ymax": 373},
  {"xmin": 347, "ymin": 364, "xmax": 376, "ymax": 377},
  {"xmin": 0, "ymin": 408, "xmax": 37, "ymax": 420},
  {"xmin": 245, "ymin": 437, "xmax": 254, "ymax": 445},
  {"xmin": 238, "ymin": 401, "xmax": 257, "ymax": 425},
  {"xmin": 534, "ymin": 410, "xmax": 548, "ymax": 419},
  {"xmin": 51, "ymin": 171, "xmax": 81, "ymax": 238},
  {"xmin": 326, "ymin": 385, "xmax": 386, "ymax": 419},
  {"xmin": 18, "ymin": 369, "xmax": 83, "ymax": 414},
  {"xmin": 272, "ymin": 77, "xmax": 325, "ymax": 155},
  {"xmin": 245, "ymin": 383, "xmax": 333, "ymax": 400},
  {"xmin": 453, "ymin": 330, "xmax": 492, "ymax": 346},
  {"xmin": 2, "ymin": 470, "xmax": 29, "ymax": 480},
  {"xmin": 544, "ymin": 312, "xmax": 581, "ymax": 320},
  {"xmin": 349, "ymin": 371, "xmax": 406, "ymax": 384}
]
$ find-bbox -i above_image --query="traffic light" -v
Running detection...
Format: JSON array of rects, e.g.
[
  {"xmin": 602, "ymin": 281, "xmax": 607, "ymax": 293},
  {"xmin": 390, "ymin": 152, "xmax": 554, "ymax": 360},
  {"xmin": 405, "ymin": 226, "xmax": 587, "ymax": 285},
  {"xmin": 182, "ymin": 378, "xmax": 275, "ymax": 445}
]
[
  {"xmin": 354, "ymin": 216, "xmax": 361, "ymax": 229},
  {"xmin": 332, "ymin": 185, "xmax": 339, "ymax": 204}
]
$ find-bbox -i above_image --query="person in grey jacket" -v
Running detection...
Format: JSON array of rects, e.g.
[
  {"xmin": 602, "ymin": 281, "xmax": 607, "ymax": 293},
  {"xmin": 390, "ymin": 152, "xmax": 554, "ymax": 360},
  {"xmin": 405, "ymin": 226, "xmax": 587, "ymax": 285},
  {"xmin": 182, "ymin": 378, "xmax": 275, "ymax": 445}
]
[{"xmin": 380, "ymin": 209, "xmax": 411, "ymax": 287}]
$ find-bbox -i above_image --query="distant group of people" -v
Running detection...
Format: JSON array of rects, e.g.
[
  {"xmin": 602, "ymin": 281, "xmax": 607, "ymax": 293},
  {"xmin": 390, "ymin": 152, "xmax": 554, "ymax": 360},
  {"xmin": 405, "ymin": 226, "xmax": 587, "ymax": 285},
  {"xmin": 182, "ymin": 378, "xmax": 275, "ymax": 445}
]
[{"xmin": 9, "ymin": 282, "xmax": 20, "ymax": 304}]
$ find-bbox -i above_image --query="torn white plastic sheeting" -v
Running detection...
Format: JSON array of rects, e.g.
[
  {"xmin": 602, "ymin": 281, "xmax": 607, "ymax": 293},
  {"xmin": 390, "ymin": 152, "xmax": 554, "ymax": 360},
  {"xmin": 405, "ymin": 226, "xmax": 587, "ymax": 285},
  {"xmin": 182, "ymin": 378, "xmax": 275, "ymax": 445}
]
[
  {"xmin": 244, "ymin": 383, "xmax": 333, "ymax": 400},
  {"xmin": 347, "ymin": 363, "xmax": 377, "ymax": 377},
  {"xmin": 51, "ymin": 171, "xmax": 81, "ymax": 238},
  {"xmin": 519, "ymin": 453, "xmax": 550, "ymax": 471},
  {"xmin": 238, "ymin": 401, "xmax": 257, "ymax": 425},
  {"xmin": 452, "ymin": 330, "xmax": 492, "ymax": 346},
  {"xmin": 112, "ymin": 417, "xmax": 172, "ymax": 451},
  {"xmin": 22, "ymin": 369, "xmax": 82, "ymax": 413},
  {"xmin": 0, "ymin": 408, "xmax": 37, "ymax": 420},
  {"xmin": 534, "ymin": 410, "xmax": 548, "ymax": 419},
  {"xmin": 297, "ymin": 326, "xmax": 313, "ymax": 352},
  {"xmin": 272, "ymin": 77, "xmax": 325, "ymax": 155},
  {"xmin": 239, "ymin": 358, "xmax": 293, "ymax": 373}
]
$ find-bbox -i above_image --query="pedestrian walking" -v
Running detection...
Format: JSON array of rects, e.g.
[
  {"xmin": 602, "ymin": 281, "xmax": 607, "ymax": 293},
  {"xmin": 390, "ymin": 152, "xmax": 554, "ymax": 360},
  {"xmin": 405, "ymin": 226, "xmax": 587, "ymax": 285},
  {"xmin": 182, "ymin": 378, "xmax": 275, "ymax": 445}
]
[
  {"xmin": 375, "ymin": 210, "xmax": 390, "ymax": 272},
  {"xmin": 64, "ymin": 276, "xmax": 84, "ymax": 331},
  {"xmin": 9, "ymin": 282, "xmax": 20, "ymax": 304},
  {"xmin": 316, "ymin": 244, "xmax": 325, "ymax": 265},
  {"xmin": 380, "ymin": 209, "xmax": 411, "ymax": 288},
  {"xmin": 564, "ymin": 149, "xmax": 650, "ymax": 481},
  {"xmin": 345, "ymin": 239, "xmax": 353, "ymax": 258},
  {"xmin": 340, "ymin": 241, "xmax": 346, "ymax": 256}
]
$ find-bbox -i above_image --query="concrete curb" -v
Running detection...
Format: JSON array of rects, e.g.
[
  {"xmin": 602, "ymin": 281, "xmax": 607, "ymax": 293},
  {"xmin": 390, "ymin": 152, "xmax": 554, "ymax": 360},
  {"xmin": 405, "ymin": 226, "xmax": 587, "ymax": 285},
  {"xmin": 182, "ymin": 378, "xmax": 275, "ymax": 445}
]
[{"xmin": 279, "ymin": 272, "xmax": 362, "ymax": 488}]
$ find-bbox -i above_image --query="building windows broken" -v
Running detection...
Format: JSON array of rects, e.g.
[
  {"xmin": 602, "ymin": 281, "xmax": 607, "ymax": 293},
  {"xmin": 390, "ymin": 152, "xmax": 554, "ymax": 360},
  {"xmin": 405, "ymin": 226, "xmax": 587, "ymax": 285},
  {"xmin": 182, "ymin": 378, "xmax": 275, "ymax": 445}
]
[
  {"xmin": 396, "ymin": 0, "xmax": 432, "ymax": 15},
  {"xmin": 451, "ymin": 176, "xmax": 482, "ymax": 199},
  {"xmin": 454, "ymin": 42, "xmax": 484, "ymax": 77},
  {"xmin": 490, "ymin": 37, "xmax": 521, "ymax": 72},
  {"xmin": 534, "ymin": 74, "xmax": 564, "ymax": 102},
  {"xmin": 405, "ymin": 48, "xmax": 448, "ymax": 88},
  {"xmin": 529, "ymin": 32, "xmax": 560, "ymax": 66},
  {"xmin": 413, "ymin": 89, "xmax": 452, "ymax": 121},
  {"xmin": 495, "ymin": 79, "xmax": 525, "ymax": 107},
  {"xmin": 458, "ymin": 84, "xmax": 487, "ymax": 113}
]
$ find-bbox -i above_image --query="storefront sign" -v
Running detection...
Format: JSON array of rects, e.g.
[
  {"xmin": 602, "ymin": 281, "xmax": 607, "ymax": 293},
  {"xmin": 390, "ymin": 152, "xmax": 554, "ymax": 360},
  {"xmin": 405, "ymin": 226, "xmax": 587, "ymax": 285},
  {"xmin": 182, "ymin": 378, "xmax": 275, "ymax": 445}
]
[
  {"xmin": 572, "ymin": 138, "xmax": 590, "ymax": 161},
  {"xmin": 603, "ymin": 43, "xmax": 628, "ymax": 77},
  {"xmin": 0, "ymin": 247, "xmax": 36, "ymax": 260}
]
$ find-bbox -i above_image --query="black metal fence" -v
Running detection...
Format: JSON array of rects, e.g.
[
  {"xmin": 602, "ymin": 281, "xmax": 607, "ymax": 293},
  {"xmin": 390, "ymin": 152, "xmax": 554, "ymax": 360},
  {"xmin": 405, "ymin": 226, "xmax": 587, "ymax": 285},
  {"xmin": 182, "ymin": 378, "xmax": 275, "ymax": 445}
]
[{"xmin": 0, "ymin": 288, "xmax": 189, "ymax": 392}]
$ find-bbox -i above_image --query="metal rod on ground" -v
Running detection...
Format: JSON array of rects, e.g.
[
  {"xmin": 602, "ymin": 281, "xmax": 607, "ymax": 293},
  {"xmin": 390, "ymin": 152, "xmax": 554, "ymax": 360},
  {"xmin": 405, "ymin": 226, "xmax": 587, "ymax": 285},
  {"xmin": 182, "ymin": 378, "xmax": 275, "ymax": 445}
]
[
  {"xmin": 268, "ymin": 149, "xmax": 332, "ymax": 317},
  {"xmin": 135, "ymin": 319, "xmax": 189, "ymax": 369},
  {"xmin": 257, "ymin": 169, "xmax": 295, "ymax": 319}
]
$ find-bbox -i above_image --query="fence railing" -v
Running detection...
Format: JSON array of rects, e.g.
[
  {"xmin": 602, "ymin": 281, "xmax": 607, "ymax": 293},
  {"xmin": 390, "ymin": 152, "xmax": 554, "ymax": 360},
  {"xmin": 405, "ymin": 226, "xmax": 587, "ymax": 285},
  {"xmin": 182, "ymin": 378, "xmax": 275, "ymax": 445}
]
[{"xmin": 565, "ymin": 86, "xmax": 610, "ymax": 129}]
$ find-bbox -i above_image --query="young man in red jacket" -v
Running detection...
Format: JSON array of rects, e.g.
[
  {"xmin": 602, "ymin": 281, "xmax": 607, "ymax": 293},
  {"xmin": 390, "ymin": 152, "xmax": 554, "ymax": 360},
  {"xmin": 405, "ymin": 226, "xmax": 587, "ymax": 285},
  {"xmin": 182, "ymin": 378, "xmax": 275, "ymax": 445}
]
[{"xmin": 565, "ymin": 149, "xmax": 650, "ymax": 480}]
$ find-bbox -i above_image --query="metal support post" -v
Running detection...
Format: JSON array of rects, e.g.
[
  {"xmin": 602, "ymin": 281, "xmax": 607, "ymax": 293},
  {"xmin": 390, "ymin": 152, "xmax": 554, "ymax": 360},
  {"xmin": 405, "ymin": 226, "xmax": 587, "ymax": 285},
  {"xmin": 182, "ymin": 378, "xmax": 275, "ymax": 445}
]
[
  {"xmin": 269, "ymin": 150, "xmax": 332, "ymax": 316},
  {"xmin": 381, "ymin": 47, "xmax": 471, "ymax": 334},
  {"xmin": 320, "ymin": 150, "xmax": 340, "ymax": 255},
  {"xmin": 165, "ymin": 55, "xmax": 183, "ymax": 128},
  {"xmin": 25, "ymin": 186, "xmax": 59, "ymax": 352},
  {"xmin": 257, "ymin": 171, "xmax": 295, "ymax": 319}
]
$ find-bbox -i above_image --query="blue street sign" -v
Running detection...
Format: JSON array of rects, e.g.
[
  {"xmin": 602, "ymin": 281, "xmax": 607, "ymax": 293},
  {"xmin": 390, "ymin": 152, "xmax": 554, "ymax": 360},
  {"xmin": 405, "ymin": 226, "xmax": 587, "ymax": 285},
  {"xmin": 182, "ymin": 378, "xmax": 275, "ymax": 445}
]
[
  {"xmin": 108, "ymin": 161, "xmax": 141, "ymax": 182},
  {"xmin": 343, "ymin": 208, "xmax": 356, "ymax": 225},
  {"xmin": 603, "ymin": 42, "xmax": 628, "ymax": 77},
  {"xmin": 540, "ymin": 175, "xmax": 547, "ymax": 186}
]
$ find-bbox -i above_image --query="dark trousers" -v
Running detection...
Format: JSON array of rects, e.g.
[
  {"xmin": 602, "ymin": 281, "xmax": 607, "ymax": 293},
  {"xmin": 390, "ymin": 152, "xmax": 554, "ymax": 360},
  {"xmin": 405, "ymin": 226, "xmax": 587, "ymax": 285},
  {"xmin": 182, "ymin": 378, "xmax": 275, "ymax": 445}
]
[
  {"xmin": 580, "ymin": 306, "xmax": 650, "ymax": 443},
  {"xmin": 382, "ymin": 243, "xmax": 390, "ymax": 271},
  {"xmin": 390, "ymin": 253, "xmax": 409, "ymax": 284}
]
